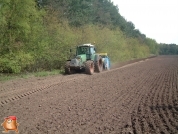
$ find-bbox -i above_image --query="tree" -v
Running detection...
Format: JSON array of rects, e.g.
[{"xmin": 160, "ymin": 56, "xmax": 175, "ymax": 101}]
[
  {"xmin": 159, "ymin": 43, "xmax": 178, "ymax": 55},
  {"xmin": 0, "ymin": 0, "xmax": 45, "ymax": 73},
  {"xmin": 145, "ymin": 38, "xmax": 158, "ymax": 55}
]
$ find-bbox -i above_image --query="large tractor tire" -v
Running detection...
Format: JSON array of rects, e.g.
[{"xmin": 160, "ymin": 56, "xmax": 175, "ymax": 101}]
[
  {"xmin": 95, "ymin": 55, "xmax": 103, "ymax": 73},
  {"xmin": 64, "ymin": 61, "xmax": 71, "ymax": 74},
  {"xmin": 85, "ymin": 60, "xmax": 94, "ymax": 75}
]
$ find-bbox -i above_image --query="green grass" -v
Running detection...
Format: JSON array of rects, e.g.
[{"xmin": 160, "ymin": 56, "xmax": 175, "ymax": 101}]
[
  {"xmin": 33, "ymin": 70, "xmax": 63, "ymax": 77},
  {"xmin": 0, "ymin": 69, "xmax": 64, "ymax": 82}
]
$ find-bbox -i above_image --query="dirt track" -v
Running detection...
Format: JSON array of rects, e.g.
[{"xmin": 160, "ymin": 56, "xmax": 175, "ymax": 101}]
[{"xmin": 0, "ymin": 55, "xmax": 178, "ymax": 134}]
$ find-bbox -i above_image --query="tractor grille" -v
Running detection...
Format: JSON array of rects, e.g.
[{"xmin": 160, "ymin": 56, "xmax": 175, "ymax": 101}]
[{"xmin": 70, "ymin": 59, "xmax": 79, "ymax": 67}]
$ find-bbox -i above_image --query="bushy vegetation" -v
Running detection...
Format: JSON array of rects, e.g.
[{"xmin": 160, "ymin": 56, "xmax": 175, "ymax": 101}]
[{"xmin": 0, "ymin": 0, "xmax": 159, "ymax": 74}]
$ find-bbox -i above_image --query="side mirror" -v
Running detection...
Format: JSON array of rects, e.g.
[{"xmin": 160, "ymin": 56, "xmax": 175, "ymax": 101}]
[{"xmin": 94, "ymin": 48, "xmax": 96, "ymax": 52}]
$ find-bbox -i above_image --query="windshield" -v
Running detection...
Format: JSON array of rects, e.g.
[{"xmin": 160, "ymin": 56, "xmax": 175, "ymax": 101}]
[{"xmin": 77, "ymin": 46, "xmax": 90, "ymax": 55}]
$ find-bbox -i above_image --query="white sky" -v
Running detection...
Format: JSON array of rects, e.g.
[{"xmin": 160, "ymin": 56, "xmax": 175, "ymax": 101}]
[{"xmin": 111, "ymin": 0, "xmax": 178, "ymax": 44}]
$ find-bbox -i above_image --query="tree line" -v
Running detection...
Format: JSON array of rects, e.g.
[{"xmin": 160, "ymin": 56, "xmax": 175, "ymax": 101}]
[
  {"xmin": 40, "ymin": 0, "xmax": 147, "ymax": 39},
  {"xmin": 159, "ymin": 44, "xmax": 178, "ymax": 55},
  {"xmin": 0, "ymin": 0, "xmax": 159, "ymax": 73}
]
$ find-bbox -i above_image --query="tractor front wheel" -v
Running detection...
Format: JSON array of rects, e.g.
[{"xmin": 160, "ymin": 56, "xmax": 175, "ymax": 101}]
[
  {"xmin": 64, "ymin": 61, "xmax": 71, "ymax": 74},
  {"xmin": 85, "ymin": 61, "xmax": 94, "ymax": 75}
]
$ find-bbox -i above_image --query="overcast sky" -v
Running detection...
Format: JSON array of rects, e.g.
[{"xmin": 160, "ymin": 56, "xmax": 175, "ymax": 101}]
[{"xmin": 111, "ymin": 0, "xmax": 178, "ymax": 44}]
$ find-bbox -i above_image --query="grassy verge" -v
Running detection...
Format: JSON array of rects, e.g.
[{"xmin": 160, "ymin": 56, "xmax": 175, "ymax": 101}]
[{"xmin": 0, "ymin": 69, "xmax": 64, "ymax": 82}]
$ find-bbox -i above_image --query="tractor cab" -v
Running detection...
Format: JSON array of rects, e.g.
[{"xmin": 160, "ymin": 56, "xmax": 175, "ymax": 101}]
[{"xmin": 76, "ymin": 44, "xmax": 96, "ymax": 60}]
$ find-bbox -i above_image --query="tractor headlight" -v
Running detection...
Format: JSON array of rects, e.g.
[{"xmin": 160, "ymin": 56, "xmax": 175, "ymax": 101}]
[{"xmin": 76, "ymin": 56, "xmax": 81, "ymax": 61}]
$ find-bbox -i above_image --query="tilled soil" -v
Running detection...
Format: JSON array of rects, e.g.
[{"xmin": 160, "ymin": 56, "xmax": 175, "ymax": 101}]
[{"xmin": 0, "ymin": 55, "xmax": 178, "ymax": 134}]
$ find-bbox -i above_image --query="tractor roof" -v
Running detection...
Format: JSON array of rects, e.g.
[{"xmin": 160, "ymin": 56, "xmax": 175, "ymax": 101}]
[{"xmin": 78, "ymin": 43, "xmax": 94, "ymax": 47}]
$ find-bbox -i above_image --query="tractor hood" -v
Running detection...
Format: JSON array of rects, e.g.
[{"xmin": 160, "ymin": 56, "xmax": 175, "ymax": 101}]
[
  {"xmin": 75, "ymin": 54, "xmax": 87, "ymax": 62},
  {"xmin": 69, "ymin": 54, "xmax": 87, "ymax": 67}
]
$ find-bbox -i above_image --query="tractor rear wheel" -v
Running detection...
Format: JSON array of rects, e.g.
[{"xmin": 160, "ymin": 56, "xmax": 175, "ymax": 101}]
[
  {"xmin": 85, "ymin": 61, "xmax": 94, "ymax": 75},
  {"xmin": 95, "ymin": 56, "xmax": 103, "ymax": 72},
  {"xmin": 64, "ymin": 61, "xmax": 71, "ymax": 74}
]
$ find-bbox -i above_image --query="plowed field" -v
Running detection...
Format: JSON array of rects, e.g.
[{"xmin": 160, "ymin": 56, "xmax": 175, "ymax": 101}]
[{"xmin": 0, "ymin": 55, "xmax": 178, "ymax": 134}]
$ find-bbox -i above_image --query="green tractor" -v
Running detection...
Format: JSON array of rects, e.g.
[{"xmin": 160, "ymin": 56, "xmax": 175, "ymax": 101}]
[{"xmin": 64, "ymin": 43, "xmax": 103, "ymax": 75}]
